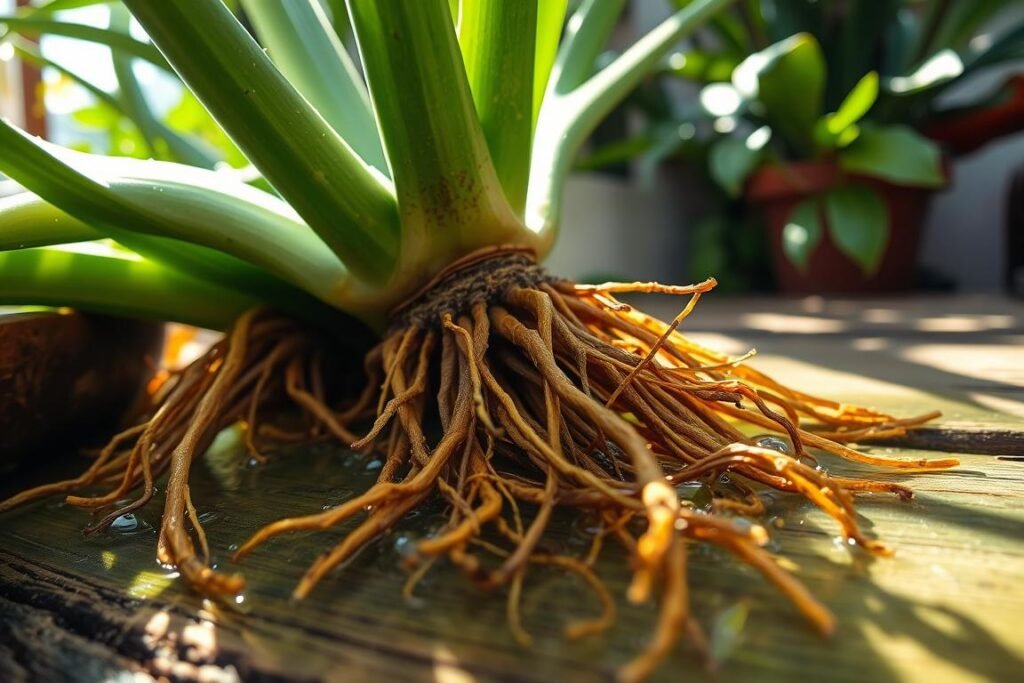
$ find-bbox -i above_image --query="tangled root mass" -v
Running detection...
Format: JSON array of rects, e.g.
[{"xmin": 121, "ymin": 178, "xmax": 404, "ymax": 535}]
[{"xmin": 2, "ymin": 246, "xmax": 956, "ymax": 681}]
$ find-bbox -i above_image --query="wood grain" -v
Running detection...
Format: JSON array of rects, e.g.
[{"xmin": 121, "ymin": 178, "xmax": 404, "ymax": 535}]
[{"xmin": 1, "ymin": 296, "xmax": 1022, "ymax": 682}]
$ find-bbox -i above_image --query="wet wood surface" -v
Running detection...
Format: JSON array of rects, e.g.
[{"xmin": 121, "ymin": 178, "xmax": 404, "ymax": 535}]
[{"xmin": 1, "ymin": 296, "xmax": 1022, "ymax": 682}]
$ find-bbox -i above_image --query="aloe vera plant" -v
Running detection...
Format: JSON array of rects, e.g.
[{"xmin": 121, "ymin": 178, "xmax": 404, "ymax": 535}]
[{"xmin": 0, "ymin": 1, "xmax": 955, "ymax": 679}]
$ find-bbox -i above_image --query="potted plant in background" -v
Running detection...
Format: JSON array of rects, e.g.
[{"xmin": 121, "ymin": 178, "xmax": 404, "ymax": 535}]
[
  {"xmin": 604, "ymin": 0, "xmax": 1024, "ymax": 292},
  {"xmin": 705, "ymin": 0, "xmax": 1024, "ymax": 292},
  {"xmin": 714, "ymin": 32, "xmax": 948, "ymax": 292}
]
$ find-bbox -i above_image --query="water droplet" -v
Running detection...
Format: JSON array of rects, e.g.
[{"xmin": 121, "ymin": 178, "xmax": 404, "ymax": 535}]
[
  {"xmin": 111, "ymin": 513, "xmax": 139, "ymax": 532},
  {"xmin": 571, "ymin": 514, "xmax": 604, "ymax": 537},
  {"xmin": 228, "ymin": 543, "xmax": 239, "ymax": 552},
  {"xmin": 675, "ymin": 481, "xmax": 713, "ymax": 511},
  {"xmin": 831, "ymin": 536, "xmax": 858, "ymax": 552},
  {"xmin": 757, "ymin": 436, "xmax": 790, "ymax": 453},
  {"xmin": 392, "ymin": 532, "xmax": 418, "ymax": 560}
]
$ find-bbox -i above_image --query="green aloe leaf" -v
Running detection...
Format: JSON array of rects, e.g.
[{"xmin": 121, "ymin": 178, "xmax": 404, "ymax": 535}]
[
  {"xmin": 348, "ymin": 0, "xmax": 520, "ymax": 267},
  {"xmin": 529, "ymin": 0, "xmax": 732, "ymax": 234},
  {"xmin": 241, "ymin": 0, "xmax": 387, "ymax": 174},
  {"xmin": 19, "ymin": 0, "xmax": 114, "ymax": 16},
  {"xmin": 782, "ymin": 196, "xmax": 823, "ymax": 270},
  {"xmin": 0, "ymin": 243, "xmax": 256, "ymax": 330},
  {"xmin": 547, "ymin": 0, "xmax": 626, "ymax": 96},
  {"xmin": 0, "ymin": 192, "xmax": 100, "ymax": 251},
  {"xmin": 108, "ymin": 6, "xmax": 219, "ymax": 169},
  {"xmin": 0, "ymin": 16, "xmax": 171, "ymax": 71},
  {"xmin": 123, "ymin": 0, "xmax": 400, "ymax": 285},
  {"xmin": 10, "ymin": 36, "xmax": 125, "ymax": 116},
  {"xmin": 0, "ymin": 119, "xmax": 347, "ymax": 304},
  {"xmin": 825, "ymin": 185, "xmax": 889, "ymax": 274},
  {"xmin": 459, "ymin": 0, "xmax": 539, "ymax": 215},
  {"xmin": 532, "ymin": 0, "xmax": 569, "ymax": 128}
]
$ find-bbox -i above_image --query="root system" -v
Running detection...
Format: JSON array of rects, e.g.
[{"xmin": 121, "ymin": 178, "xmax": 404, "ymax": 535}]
[{"xmin": 1, "ymin": 246, "xmax": 957, "ymax": 681}]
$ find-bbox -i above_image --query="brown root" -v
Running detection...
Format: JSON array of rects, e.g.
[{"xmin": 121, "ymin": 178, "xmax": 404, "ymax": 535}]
[
  {"xmin": 1, "ymin": 247, "xmax": 955, "ymax": 679},
  {"xmin": 0, "ymin": 307, "xmax": 353, "ymax": 597},
  {"xmin": 229, "ymin": 249, "xmax": 952, "ymax": 678}
]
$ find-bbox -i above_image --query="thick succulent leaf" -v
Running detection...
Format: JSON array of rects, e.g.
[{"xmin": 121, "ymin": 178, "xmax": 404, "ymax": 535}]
[
  {"xmin": 19, "ymin": 0, "xmax": 114, "ymax": 15},
  {"xmin": 108, "ymin": 6, "xmax": 219, "ymax": 169},
  {"xmin": 0, "ymin": 120, "xmax": 347, "ymax": 303},
  {"xmin": 532, "ymin": 0, "xmax": 569, "ymax": 127},
  {"xmin": 241, "ymin": 0, "xmax": 387, "ymax": 174},
  {"xmin": 122, "ymin": 0, "xmax": 399, "ymax": 285},
  {"xmin": 529, "ymin": 0, "xmax": 733, "ymax": 234},
  {"xmin": 459, "ymin": 0, "xmax": 539, "ymax": 214},
  {"xmin": 0, "ymin": 192, "xmax": 100, "ymax": 251},
  {"xmin": 0, "ymin": 15, "xmax": 172, "ymax": 71},
  {"xmin": 10, "ymin": 36, "xmax": 124, "ymax": 115},
  {"xmin": 0, "ymin": 243, "xmax": 256, "ymax": 329}
]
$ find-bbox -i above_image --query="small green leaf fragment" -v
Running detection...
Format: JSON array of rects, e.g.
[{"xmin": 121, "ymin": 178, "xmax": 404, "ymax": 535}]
[
  {"xmin": 828, "ymin": 71, "xmax": 878, "ymax": 135},
  {"xmin": 825, "ymin": 185, "xmax": 889, "ymax": 275},
  {"xmin": 782, "ymin": 197, "xmax": 823, "ymax": 270},
  {"xmin": 709, "ymin": 132, "xmax": 764, "ymax": 197},
  {"xmin": 840, "ymin": 125, "xmax": 945, "ymax": 187},
  {"xmin": 710, "ymin": 599, "xmax": 751, "ymax": 667}
]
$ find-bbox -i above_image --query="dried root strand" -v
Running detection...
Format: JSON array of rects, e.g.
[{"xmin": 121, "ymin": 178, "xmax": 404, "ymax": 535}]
[
  {"xmin": 0, "ymin": 307, "xmax": 363, "ymax": 597},
  {"xmin": 229, "ymin": 258, "xmax": 949, "ymax": 679}
]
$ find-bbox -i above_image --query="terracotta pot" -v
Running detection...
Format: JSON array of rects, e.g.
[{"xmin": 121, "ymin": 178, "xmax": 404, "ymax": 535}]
[
  {"xmin": 746, "ymin": 160, "xmax": 941, "ymax": 293},
  {"xmin": 0, "ymin": 311, "xmax": 164, "ymax": 472}
]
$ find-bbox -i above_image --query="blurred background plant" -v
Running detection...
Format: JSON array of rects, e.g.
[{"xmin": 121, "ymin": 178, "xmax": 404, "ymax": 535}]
[
  {"xmin": 0, "ymin": 1, "xmax": 249, "ymax": 167},
  {"xmin": 581, "ymin": 0, "xmax": 1024, "ymax": 292}
]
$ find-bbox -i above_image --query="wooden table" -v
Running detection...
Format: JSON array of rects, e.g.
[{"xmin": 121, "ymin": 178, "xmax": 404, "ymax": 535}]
[{"xmin": 2, "ymin": 296, "xmax": 1022, "ymax": 682}]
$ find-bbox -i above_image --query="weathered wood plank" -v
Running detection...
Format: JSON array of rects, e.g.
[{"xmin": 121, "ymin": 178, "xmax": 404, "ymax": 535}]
[
  {"xmin": 876, "ymin": 426, "xmax": 1024, "ymax": 455},
  {"xmin": 1, "ymin": 444, "xmax": 1022, "ymax": 683},
  {"xmin": 1, "ymin": 296, "xmax": 1023, "ymax": 681}
]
